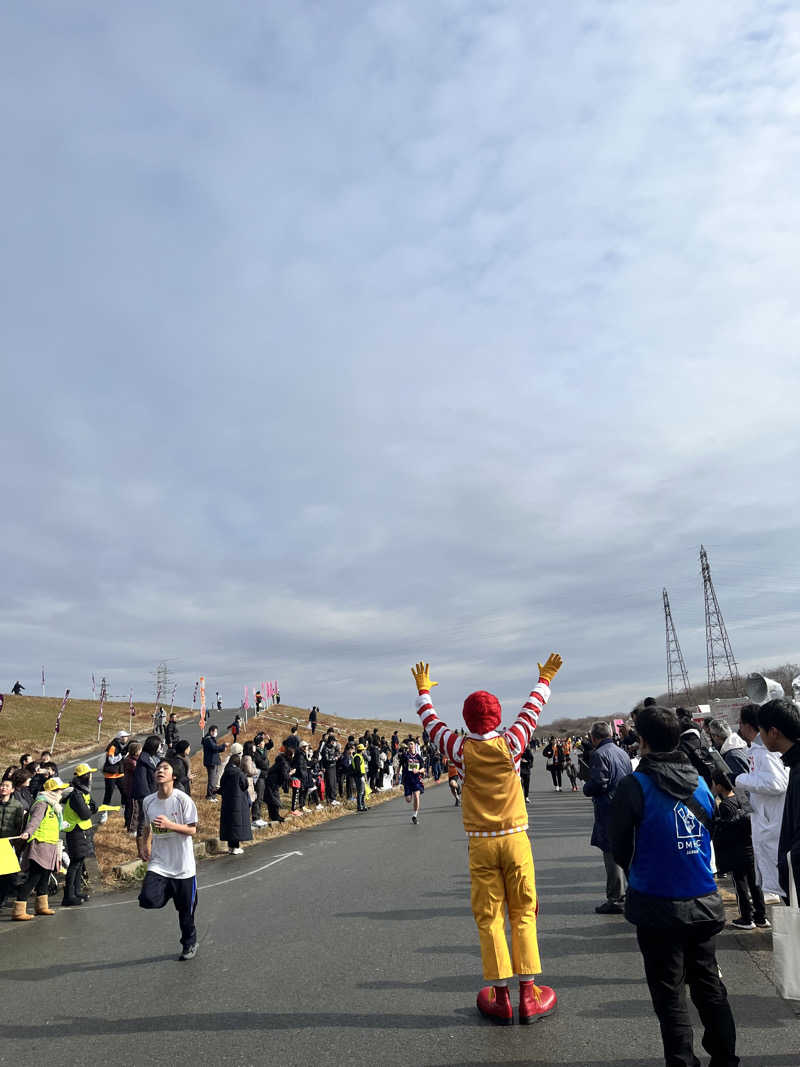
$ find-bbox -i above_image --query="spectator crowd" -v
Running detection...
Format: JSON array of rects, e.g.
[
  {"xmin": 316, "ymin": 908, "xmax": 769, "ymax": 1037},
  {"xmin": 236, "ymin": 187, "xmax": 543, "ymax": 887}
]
[{"xmin": 0, "ymin": 714, "xmax": 454, "ymax": 912}]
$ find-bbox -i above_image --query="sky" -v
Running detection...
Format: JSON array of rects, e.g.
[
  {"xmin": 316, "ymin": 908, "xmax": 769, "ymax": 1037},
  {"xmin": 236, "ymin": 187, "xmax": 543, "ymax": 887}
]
[{"xmin": 2, "ymin": 2, "xmax": 800, "ymax": 729}]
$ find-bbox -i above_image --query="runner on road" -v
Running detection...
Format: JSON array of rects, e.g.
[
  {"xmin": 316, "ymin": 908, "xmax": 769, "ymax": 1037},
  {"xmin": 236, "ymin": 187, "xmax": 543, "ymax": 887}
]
[
  {"xmin": 137, "ymin": 758, "xmax": 198, "ymax": 961},
  {"xmin": 402, "ymin": 739, "xmax": 425, "ymax": 824}
]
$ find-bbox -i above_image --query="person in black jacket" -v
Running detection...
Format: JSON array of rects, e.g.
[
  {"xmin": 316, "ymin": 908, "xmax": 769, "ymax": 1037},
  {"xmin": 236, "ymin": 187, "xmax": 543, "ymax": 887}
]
[
  {"xmin": 318, "ymin": 730, "xmax": 341, "ymax": 807},
  {"xmin": 202, "ymin": 726, "xmax": 227, "ymax": 800},
  {"xmin": 290, "ymin": 743, "xmax": 309, "ymax": 813},
  {"xmin": 132, "ymin": 736, "xmax": 162, "ymax": 837},
  {"xmin": 757, "ymin": 697, "xmax": 800, "ymax": 902},
  {"xmin": 219, "ymin": 754, "xmax": 252, "ymax": 854},
  {"xmin": 610, "ymin": 705, "xmax": 738, "ymax": 1067},
  {"xmin": 62, "ymin": 764, "xmax": 98, "ymax": 906},
  {"xmin": 676, "ymin": 707, "xmax": 715, "ymax": 787},
  {"xmin": 171, "ymin": 740, "xmax": 192, "ymax": 795},
  {"xmin": 164, "ymin": 713, "xmax": 180, "ymax": 749},
  {"xmin": 711, "ymin": 769, "xmax": 767, "ymax": 929},
  {"xmin": 252, "ymin": 733, "xmax": 274, "ymax": 823},
  {"xmin": 519, "ymin": 743, "xmax": 534, "ymax": 804},
  {"xmin": 264, "ymin": 749, "xmax": 290, "ymax": 823}
]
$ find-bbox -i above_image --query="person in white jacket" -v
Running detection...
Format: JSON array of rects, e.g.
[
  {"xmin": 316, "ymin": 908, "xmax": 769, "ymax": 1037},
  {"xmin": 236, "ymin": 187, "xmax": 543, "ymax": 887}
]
[{"xmin": 734, "ymin": 704, "xmax": 789, "ymax": 898}]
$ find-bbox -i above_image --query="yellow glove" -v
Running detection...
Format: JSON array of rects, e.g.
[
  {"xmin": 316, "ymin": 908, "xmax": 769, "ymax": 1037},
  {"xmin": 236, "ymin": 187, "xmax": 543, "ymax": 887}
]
[
  {"xmin": 537, "ymin": 653, "xmax": 563, "ymax": 684},
  {"xmin": 411, "ymin": 661, "xmax": 438, "ymax": 692}
]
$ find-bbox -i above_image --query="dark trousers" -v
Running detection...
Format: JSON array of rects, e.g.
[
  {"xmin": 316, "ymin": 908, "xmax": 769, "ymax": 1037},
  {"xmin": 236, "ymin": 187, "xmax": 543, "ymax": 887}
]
[
  {"xmin": 138, "ymin": 871, "xmax": 197, "ymax": 950},
  {"xmin": 16, "ymin": 860, "xmax": 51, "ymax": 900},
  {"xmin": 520, "ymin": 770, "xmax": 531, "ymax": 799},
  {"xmin": 324, "ymin": 765, "xmax": 338, "ymax": 803},
  {"xmin": 338, "ymin": 771, "xmax": 353, "ymax": 799},
  {"xmin": 253, "ymin": 777, "xmax": 266, "ymax": 820},
  {"xmin": 603, "ymin": 849, "xmax": 626, "ymax": 903},
  {"xmin": 731, "ymin": 862, "xmax": 765, "ymax": 923},
  {"xmin": 102, "ymin": 777, "xmax": 126, "ymax": 806},
  {"xmin": 549, "ymin": 766, "xmax": 562, "ymax": 788},
  {"xmin": 265, "ymin": 782, "xmax": 282, "ymax": 820},
  {"xmin": 354, "ymin": 776, "xmax": 366, "ymax": 810},
  {"xmin": 64, "ymin": 858, "xmax": 85, "ymax": 901},
  {"xmin": 0, "ymin": 871, "xmax": 19, "ymax": 906},
  {"xmin": 636, "ymin": 924, "xmax": 738, "ymax": 1067}
]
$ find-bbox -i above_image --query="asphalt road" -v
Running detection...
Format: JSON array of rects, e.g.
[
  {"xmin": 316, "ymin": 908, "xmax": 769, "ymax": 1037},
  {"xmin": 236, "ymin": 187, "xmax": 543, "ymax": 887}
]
[{"xmin": 1, "ymin": 772, "xmax": 798, "ymax": 1066}]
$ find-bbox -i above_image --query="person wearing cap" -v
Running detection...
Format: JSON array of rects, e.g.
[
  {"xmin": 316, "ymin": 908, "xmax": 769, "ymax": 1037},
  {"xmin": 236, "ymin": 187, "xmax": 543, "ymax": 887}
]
[
  {"xmin": 62, "ymin": 763, "xmax": 98, "ymax": 906},
  {"xmin": 13, "ymin": 775, "xmax": 69, "ymax": 920},
  {"xmin": 411, "ymin": 654, "xmax": 562, "ymax": 1025},
  {"xmin": 99, "ymin": 729, "xmax": 130, "ymax": 823},
  {"xmin": 353, "ymin": 744, "xmax": 368, "ymax": 812}
]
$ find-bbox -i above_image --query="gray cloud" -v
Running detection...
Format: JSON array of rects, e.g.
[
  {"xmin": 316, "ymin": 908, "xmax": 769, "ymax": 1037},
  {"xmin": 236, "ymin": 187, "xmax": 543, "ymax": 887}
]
[{"xmin": 2, "ymin": 3, "xmax": 799, "ymax": 728}]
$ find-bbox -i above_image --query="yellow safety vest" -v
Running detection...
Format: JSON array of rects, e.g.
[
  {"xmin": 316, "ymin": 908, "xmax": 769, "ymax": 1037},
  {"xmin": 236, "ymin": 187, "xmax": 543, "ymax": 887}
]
[
  {"xmin": 30, "ymin": 800, "xmax": 62, "ymax": 844},
  {"xmin": 62, "ymin": 790, "xmax": 92, "ymax": 832}
]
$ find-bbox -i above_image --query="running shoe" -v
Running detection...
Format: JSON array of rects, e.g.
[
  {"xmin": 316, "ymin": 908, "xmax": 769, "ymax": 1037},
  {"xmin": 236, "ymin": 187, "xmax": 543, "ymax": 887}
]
[
  {"xmin": 411, "ymin": 814, "xmax": 417, "ymax": 824},
  {"xmin": 179, "ymin": 944, "xmax": 198, "ymax": 961},
  {"xmin": 729, "ymin": 917, "xmax": 755, "ymax": 929}
]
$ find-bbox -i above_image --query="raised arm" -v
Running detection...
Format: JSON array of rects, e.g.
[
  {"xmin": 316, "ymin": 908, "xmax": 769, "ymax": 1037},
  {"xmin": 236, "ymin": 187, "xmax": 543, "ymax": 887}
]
[
  {"xmin": 411, "ymin": 661, "xmax": 464, "ymax": 769},
  {"xmin": 505, "ymin": 654, "xmax": 562, "ymax": 756}
]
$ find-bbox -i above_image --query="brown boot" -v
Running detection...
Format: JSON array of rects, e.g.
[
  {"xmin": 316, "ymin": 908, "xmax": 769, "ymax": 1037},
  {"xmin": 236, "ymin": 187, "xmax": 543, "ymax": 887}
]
[
  {"xmin": 35, "ymin": 895, "xmax": 55, "ymax": 916},
  {"xmin": 12, "ymin": 900, "xmax": 34, "ymax": 921}
]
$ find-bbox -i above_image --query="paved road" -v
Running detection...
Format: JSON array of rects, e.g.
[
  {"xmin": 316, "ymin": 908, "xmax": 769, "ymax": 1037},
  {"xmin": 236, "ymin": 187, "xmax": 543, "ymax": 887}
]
[{"xmin": 1, "ymin": 774, "xmax": 798, "ymax": 1066}]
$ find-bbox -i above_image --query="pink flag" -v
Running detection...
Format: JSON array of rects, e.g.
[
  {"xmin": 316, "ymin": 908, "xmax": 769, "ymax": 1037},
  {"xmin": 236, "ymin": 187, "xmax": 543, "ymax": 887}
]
[{"xmin": 244, "ymin": 685, "xmax": 249, "ymax": 710}]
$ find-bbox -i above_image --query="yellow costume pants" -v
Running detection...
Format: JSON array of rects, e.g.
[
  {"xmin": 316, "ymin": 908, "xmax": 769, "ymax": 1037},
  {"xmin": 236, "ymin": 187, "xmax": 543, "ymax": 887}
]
[{"xmin": 468, "ymin": 832, "xmax": 541, "ymax": 980}]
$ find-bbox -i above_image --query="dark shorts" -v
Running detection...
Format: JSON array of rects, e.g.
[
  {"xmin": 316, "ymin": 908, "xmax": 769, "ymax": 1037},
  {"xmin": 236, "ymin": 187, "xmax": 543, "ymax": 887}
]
[
  {"xmin": 138, "ymin": 871, "xmax": 198, "ymax": 949},
  {"xmin": 403, "ymin": 774, "xmax": 424, "ymax": 798}
]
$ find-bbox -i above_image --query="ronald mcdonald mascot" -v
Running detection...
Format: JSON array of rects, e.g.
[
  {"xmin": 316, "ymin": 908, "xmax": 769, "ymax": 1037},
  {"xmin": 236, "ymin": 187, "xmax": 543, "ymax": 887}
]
[{"xmin": 411, "ymin": 654, "xmax": 562, "ymax": 1025}]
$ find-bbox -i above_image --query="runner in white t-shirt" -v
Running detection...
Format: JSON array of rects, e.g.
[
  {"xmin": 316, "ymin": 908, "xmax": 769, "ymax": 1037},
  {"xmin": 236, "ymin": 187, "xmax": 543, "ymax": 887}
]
[{"xmin": 137, "ymin": 758, "xmax": 199, "ymax": 960}]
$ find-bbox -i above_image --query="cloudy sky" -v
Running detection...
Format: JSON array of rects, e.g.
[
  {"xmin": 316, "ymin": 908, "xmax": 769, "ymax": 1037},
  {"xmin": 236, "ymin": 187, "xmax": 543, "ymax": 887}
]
[{"xmin": 2, "ymin": 2, "xmax": 799, "ymax": 728}]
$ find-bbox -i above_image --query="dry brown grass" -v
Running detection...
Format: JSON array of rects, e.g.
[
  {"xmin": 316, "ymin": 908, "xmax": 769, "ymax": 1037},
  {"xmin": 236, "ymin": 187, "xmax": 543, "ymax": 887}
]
[
  {"xmin": 90, "ymin": 704, "xmax": 433, "ymax": 886},
  {"xmin": 0, "ymin": 693, "xmax": 194, "ymax": 766}
]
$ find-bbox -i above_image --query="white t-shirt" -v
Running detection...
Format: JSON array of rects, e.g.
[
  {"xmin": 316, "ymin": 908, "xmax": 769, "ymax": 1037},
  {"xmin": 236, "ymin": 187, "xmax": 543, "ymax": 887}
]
[{"xmin": 142, "ymin": 789, "xmax": 198, "ymax": 879}]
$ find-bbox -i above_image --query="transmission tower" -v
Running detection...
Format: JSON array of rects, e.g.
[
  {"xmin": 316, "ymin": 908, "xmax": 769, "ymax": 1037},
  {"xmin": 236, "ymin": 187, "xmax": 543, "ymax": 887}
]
[
  {"xmin": 663, "ymin": 589, "xmax": 691, "ymax": 703},
  {"xmin": 700, "ymin": 545, "xmax": 742, "ymax": 697}
]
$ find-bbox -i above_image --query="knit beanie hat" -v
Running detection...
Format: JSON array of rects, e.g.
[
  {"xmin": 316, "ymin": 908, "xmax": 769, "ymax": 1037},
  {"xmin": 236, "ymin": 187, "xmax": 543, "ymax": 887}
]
[{"xmin": 462, "ymin": 691, "xmax": 502, "ymax": 735}]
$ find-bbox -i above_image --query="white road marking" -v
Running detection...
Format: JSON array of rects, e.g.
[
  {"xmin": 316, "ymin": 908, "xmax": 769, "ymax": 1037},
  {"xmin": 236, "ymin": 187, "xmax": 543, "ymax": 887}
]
[{"xmin": 82, "ymin": 850, "xmax": 303, "ymax": 909}]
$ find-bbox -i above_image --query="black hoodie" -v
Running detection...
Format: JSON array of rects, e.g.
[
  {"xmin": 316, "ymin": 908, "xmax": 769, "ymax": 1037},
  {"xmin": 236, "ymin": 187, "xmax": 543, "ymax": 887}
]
[{"xmin": 610, "ymin": 749, "xmax": 724, "ymax": 929}]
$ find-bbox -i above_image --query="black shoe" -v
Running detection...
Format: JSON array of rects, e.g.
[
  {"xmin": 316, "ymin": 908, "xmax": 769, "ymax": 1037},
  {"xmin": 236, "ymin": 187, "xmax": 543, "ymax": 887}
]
[
  {"xmin": 61, "ymin": 897, "xmax": 84, "ymax": 907},
  {"xmin": 754, "ymin": 917, "xmax": 771, "ymax": 929},
  {"xmin": 729, "ymin": 916, "xmax": 756, "ymax": 929},
  {"xmin": 179, "ymin": 944, "xmax": 198, "ymax": 961},
  {"xmin": 595, "ymin": 901, "xmax": 624, "ymax": 914}
]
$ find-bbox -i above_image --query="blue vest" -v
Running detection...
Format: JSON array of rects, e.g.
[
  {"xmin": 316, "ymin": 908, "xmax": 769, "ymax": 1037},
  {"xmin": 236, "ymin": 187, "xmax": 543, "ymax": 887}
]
[{"xmin": 628, "ymin": 771, "xmax": 717, "ymax": 899}]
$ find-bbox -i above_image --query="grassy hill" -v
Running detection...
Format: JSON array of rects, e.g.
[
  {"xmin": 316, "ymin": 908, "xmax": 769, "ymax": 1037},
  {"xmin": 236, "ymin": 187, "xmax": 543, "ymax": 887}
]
[{"xmin": 0, "ymin": 693, "xmax": 195, "ymax": 765}]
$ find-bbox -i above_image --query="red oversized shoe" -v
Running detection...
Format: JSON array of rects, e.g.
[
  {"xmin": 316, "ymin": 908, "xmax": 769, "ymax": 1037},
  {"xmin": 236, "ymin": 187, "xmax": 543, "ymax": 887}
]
[
  {"xmin": 476, "ymin": 984, "xmax": 513, "ymax": 1025},
  {"xmin": 519, "ymin": 981, "xmax": 557, "ymax": 1024}
]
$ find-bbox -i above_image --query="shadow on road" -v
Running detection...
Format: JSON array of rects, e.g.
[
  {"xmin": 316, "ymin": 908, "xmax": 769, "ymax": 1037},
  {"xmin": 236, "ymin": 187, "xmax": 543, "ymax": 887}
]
[
  {"xmin": 335, "ymin": 905, "xmax": 472, "ymax": 921},
  {"xmin": 0, "ymin": 954, "xmax": 174, "ymax": 982}
]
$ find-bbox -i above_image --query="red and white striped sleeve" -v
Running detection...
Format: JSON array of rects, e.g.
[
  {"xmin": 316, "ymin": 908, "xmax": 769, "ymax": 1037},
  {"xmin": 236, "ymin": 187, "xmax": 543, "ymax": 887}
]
[
  {"xmin": 415, "ymin": 692, "xmax": 464, "ymax": 771},
  {"xmin": 505, "ymin": 679, "xmax": 551, "ymax": 756}
]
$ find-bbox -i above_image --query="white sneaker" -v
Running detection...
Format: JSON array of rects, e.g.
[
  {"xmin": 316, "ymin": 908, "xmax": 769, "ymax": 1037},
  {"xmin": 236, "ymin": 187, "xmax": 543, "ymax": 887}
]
[
  {"xmin": 99, "ymin": 812, "xmax": 108, "ymax": 824},
  {"xmin": 411, "ymin": 814, "xmax": 418, "ymax": 824},
  {"xmin": 315, "ymin": 804, "xmax": 323, "ymax": 810},
  {"xmin": 252, "ymin": 819, "xmax": 267, "ymax": 828},
  {"xmin": 332, "ymin": 800, "xmax": 341, "ymax": 806},
  {"xmin": 228, "ymin": 847, "xmax": 244, "ymax": 855}
]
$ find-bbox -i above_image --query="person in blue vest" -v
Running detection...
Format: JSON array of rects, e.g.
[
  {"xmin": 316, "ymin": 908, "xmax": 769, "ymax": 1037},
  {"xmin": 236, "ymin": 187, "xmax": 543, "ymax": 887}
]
[{"xmin": 610, "ymin": 703, "xmax": 738, "ymax": 1067}]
